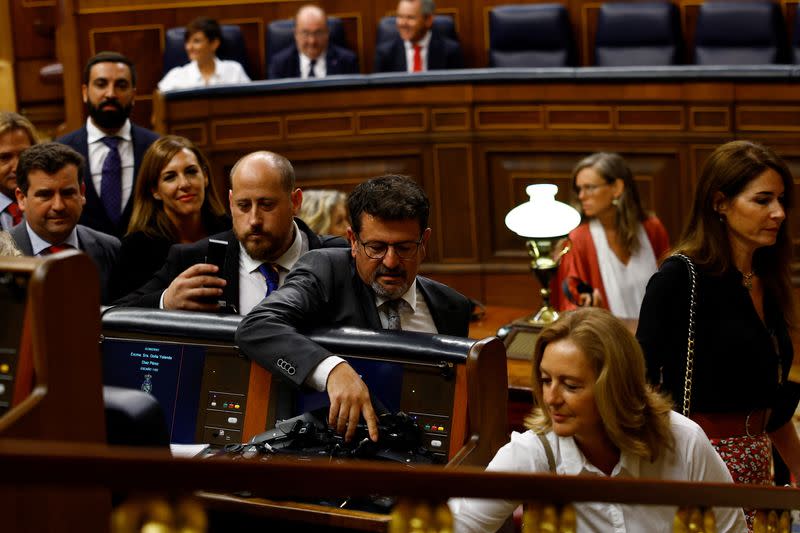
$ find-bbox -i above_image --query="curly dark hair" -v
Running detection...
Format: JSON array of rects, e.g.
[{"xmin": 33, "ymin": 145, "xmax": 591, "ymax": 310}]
[{"xmin": 347, "ymin": 175, "xmax": 429, "ymax": 236}]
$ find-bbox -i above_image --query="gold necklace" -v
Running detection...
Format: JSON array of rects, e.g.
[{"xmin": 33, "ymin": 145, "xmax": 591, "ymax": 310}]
[{"xmin": 741, "ymin": 271, "xmax": 754, "ymax": 290}]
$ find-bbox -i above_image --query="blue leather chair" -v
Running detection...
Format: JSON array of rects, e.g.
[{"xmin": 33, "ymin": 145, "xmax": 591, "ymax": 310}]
[
  {"xmin": 266, "ymin": 17, "xmax": 348, "ymax": 67},
  {"xmin": 488, "ymin": 4, "xmax": 575, "ymax": 68},
  {"xmin": 163, "ymin": 24, "xmax": 252, "ymax": 78},
  {"xmin": 375, "ymin": 14, "xmax": 458, "ymax": 47},
  {"xmin": 594, "ymin": 2, "xmax": 682, "ymax": 66},
  {"xmin": 693, "ymin": 1, "xmax": 788, "ymax": 65}
]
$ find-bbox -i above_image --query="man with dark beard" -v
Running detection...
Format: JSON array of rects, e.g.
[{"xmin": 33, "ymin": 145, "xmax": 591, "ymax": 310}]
[
  {"xmin": 236, "ymin": 175, "xmax": 471, "ymax": 442},
  {"xmin": 115, "ymin": 151, "xmax": 346, "ymax": 312},
  {"xmin": 56, "ymin": 52, "xmax": 159, "ymax": 238}
]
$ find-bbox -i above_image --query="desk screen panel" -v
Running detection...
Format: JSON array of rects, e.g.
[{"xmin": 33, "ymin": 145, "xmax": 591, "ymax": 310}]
[{"xmin": 102, "ymin": 338, "xmax": 250, "ymax": 445}]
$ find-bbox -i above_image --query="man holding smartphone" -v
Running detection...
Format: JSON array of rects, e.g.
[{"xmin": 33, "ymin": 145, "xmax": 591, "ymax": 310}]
[{"xmin": 115, "ymin": 151, "xmax": 346, "ymax": 313}]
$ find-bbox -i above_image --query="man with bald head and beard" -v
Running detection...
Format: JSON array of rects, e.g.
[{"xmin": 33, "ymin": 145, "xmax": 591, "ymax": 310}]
[
  {"xmin": 236, "ymin": 175, "xmax": 472, "ymax": 442},
  {"xmin": 56, "ymin": 52, "xmax": 159, "ymax": 238},
  {"xmin": 115, "ymin": 150, "xmax": 345, "ymax": 313}
]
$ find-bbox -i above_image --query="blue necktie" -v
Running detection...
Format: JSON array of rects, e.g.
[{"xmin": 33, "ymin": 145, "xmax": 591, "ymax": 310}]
[
  {"xmin": 100, "ymin": 136, "xmax": 122, "ymax": 224},
  {"xmin": 308, "ymin": 59, "xmax": 317, "ymax": 78},
  {"xmin": 258, "ymin": 263, "xmax": 279, "ymax": 296}
]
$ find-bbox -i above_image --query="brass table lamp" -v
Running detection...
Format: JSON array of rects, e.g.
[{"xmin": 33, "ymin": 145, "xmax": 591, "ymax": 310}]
[{"xmin": 499, "ymin": 184, "xmax": 581, "ymax": 360}]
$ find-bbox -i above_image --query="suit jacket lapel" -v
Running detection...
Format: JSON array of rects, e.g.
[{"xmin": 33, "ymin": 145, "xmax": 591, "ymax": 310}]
[
  {"xmin": 351, "ymin": 260, "xmax": 382, "ymax": 329},
  {"xmin": 427, "ymin": 34, "xmax": 444, "ymax": 70},
  {"xmin": 10, "ymin": 223, "xmax": 33, "ymax": 255},
  {"xmin": 289, "ymin": 48, "xmax": 301, "ymax": 78},
  {"xmin": 417, "ymin": 276, "xmax": 447, "ymax": 334}
]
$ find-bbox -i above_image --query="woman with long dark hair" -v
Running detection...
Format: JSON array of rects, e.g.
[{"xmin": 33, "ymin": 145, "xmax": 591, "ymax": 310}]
[
  {"xmin": 637, "ymin": 140, "xmax": 800, "ymax": 530},
  {"xmin": 112, "ymin": 135, "xmax": 229, "ymax": 299}
]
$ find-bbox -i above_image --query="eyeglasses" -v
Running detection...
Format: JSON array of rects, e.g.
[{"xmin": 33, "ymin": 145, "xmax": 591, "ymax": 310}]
[
  {"xmin": 356, "ymin": 237, "xmax": 423, "ymax": 260},
  {"xmin": 574, "ymin": 183, "xmax": 611, "ymax": 195},
  {"xmin": 297, "ymin": 30, "xmax": 328, "ymax": 39}
]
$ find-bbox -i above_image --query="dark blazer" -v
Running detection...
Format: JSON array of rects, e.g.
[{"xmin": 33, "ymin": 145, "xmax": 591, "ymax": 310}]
[
  {"xmin": 268, "ymin": 43, "xmax": 359, "ymax": 79},
  {"xmin": 10, "ymin": 222, "xmax": 120, "ymax": 304},
  {"xmin": 110, "ymin": 215, "xmax": 231, "ymax": 301},
  {"xmin": 373, "ymin": 32, "xmax": 464, "ymax": 73},
  {"xmin": 235, "ymin": 247, "xmax": 472, "ymax": 387},
  {"xmin": 55, "ymin": 123, "xmax": 160, "ymax": 238},
  {"xmin": 114, "ymin": 218, "xmax": 345, "ymax": 311}
]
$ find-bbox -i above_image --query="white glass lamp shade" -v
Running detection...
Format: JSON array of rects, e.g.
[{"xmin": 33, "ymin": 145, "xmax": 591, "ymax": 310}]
[{"xmin": 505, "ymin": 184, "xmax": 581, "ymax": 239}]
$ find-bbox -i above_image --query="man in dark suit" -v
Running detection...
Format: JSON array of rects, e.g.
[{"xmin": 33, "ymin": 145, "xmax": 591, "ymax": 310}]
[
  {"xmin": 56, "ymin": 52, "xmax": 159, "ymax": 238},
  {"xmin": 268, "ymin": 5, "xmax": 359, "ymax": 79},
  {"xmin": 374, "ymin": 0, "xmax": 463, "ymax": 73},
  {"xmin": 11, "ymin": 143, "xmax": 120, "ymax": 304},
  {"xmin": 115, "ymin": 151, "xmax": 346, "ymax": 314},
  {"xmin": 236, "ymin": 174, "xmax": 472, "ymax": 442}
]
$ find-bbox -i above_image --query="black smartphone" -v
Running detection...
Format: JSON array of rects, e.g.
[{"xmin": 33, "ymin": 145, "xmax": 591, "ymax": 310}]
[
  {"xmin": 205, "ymin": 238, "xmax": 228, "ymax": 276},
  {"xmin": 203, "ymin": 239, "xmax": 229, "ymax": 309}
]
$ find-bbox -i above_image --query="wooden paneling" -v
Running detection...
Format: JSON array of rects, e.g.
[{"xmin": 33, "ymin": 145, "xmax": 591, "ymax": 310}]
[{"xmin": 152, "ymin": 76, "xmax": 800, "ymax": 305}]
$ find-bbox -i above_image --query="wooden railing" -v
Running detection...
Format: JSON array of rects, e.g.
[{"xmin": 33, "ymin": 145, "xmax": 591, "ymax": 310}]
[{"xmin": 1, "ymin": 438, "xmax": 799, "ymax": 532}]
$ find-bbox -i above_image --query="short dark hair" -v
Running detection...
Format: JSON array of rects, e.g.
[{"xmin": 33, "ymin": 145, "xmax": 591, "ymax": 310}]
[
  {"xmin": 348, "ymin": 175, "xmax": 429, "ymax": 236},
  {"xmin": 83, "ymin": 51, "xmax": 137, "ymax": 87},
  {"xmin": 17, "ymin": 143, "xmax": 85, "ymax": 194},
  {"xmin": 185, "ymin": 17, "xmax": 222, "ymax": 44}
]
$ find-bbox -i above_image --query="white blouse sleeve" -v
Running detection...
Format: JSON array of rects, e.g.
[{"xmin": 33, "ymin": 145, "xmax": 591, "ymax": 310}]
[
  {"xmin": 157, "ymin": 66, "xmax": 184, "ymax": 92},
  {"xmin": 450, "ymin": 431, "xmax": 548, "ymax": 533}
]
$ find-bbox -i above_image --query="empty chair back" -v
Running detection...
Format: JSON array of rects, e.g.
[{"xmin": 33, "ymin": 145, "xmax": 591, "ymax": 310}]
[
  {"xmin": 163, "ymin": 24, "xmax": 252, "ymax": 78},
  {"xmin": 488, "ymin": 4, "xmax": 575, "ymax": 68},
  {"xmin": 375, "ymin": 15, "xmax": 458, "ymax": 47},
  {"xmin": 266, "ymin": 17, "xmax": 347, "ymax": 67},
  {"xmin": 595, "ymin": 2, "xmax": 682, "ymax": 66},
  {"xmin": 793, "ymin": 10, "xmax": 800, "ymax": 63},
  {"xmin": 694, "ymin": 1, "xmax": 788, "ymax": 65}
]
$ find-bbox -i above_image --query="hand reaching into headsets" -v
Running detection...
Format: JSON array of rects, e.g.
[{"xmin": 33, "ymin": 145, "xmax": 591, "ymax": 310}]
[
  {"xmin": 162, "ymin": 263, "xmax": 226, "ymax": 311},
  {"xmin": 326, "ymin": 362, "xmax": 379, "ymax": 442}
]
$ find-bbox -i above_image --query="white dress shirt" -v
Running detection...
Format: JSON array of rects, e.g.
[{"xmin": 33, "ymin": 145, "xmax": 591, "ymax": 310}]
[
  {"xmin": 299, "ymin": 52, "xmax": 327, "ymax": 78},
  {"xmin": 450, "ymin": 412, "xmax": 747, "ymax": 533},
  {"xmin": 158, "ymin": 57, "xmax": 250, "ymax": 92},
  {"xmin": 86, "ymin": 118, "xmax": 134, "ymax": 214},
  {"xmin": 25, "ymin": 223, "xmax": 80, "ymax": 256},
  {"xmin": 404, "ymin": 31, "xmax": 432, "ymax": 72},
  {"xmin": 0, "ymin": 192, "xmax": 14, "ymax": 231}
]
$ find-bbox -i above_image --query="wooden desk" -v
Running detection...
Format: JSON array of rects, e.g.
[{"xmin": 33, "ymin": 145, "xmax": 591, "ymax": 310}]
[{"xmin": 469, "ymin": 305, "xmax": 535, "ymax": 393}]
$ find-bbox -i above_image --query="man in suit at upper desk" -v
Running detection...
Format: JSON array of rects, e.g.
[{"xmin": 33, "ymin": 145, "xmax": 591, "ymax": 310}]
[
  {"xmin": 56, "ymin": 51, "xmax": 159, "ymax": 239},
  {"xmin": 236, "ymin": 175, "xmax": 472, "ymax": 442},
  {"xmin": 115, "ymin": 151, "xmax": 346, "ymax": 314},
  {"xmin": 268, "ymin": 4, "xmax": 359, "ymax": 79},
  {"xmin": 10, "ymin": 143, "xmax": 120, "ymax": 304},
  {"xmin": 374, "ymin": 0, "xmax": 464, "ymax": 73}
]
